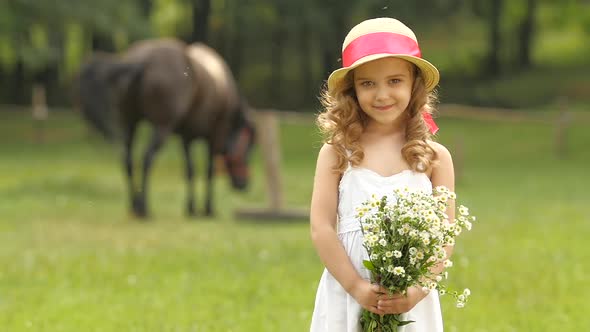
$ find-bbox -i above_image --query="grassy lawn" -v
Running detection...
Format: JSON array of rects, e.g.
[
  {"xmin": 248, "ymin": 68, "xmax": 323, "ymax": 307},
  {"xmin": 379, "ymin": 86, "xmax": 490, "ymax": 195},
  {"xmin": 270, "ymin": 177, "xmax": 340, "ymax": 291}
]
[{"xmin": 0, "ymin": 110, "xmax": 589, "ymax": 331}]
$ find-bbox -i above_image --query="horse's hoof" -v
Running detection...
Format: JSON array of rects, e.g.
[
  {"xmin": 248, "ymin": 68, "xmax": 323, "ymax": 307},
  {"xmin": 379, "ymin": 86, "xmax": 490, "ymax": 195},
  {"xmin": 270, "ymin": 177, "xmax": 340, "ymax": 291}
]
[
  {"xmin": 131, "ymin": 208, "xmax": 149, "ymax": 220},
  {"xmin": 137, "ymin": 211, "xmax": 150, "ymax": 219},
  {"xmin": 132, "ymin": 199, "xmax": 150, "ymax": 219},
  {"xmin": 186, "ymin": 203, "xmax": 197, "ymax": 218},
  {"xmin": 186, "ymin": 209, "xmax": 197, "ymax": 218}
]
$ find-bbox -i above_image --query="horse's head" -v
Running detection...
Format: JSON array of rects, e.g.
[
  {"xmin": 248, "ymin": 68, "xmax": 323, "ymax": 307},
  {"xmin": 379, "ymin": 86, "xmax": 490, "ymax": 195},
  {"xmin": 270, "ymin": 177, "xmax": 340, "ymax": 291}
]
[{"xmin": 223, "ymin": 100, "xmax": 256, "ymax": 190}]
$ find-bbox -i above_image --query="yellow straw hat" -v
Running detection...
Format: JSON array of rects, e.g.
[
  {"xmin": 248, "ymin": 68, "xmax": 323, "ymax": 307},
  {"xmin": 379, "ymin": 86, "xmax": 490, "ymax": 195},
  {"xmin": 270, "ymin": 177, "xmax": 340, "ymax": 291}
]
[{"xmin": 327, "ymin": 17, "xmax": 440, "ymax": 93}]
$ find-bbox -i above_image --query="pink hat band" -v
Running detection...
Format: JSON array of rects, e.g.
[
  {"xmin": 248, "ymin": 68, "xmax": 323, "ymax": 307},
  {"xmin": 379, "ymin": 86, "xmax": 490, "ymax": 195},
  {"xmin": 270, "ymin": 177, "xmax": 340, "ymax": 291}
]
[{"xmin": 342, "ymin": 32, "xmax": 422, "ymax": 67}]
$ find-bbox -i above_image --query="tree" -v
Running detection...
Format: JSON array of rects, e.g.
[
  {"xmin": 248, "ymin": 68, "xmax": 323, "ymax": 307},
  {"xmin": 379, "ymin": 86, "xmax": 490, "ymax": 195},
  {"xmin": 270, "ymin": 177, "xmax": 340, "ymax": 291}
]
[
  {"xmin": 517, "ymin": 0, "xmax": 537, "ymax": 69},
  {"xmin": 488, "ymin": 0, "xmax": 504, "ymax": 75},
  {"xmin": 190, "ymin": 0, "xmax": 211, "ymax": 43},
  {"xmin": 139, "ymin": 0, "xmax": 153, "ymax": 17},
  {"xmin": 0, "ymin": 0, "xmax": 150, "ymax": 105}
]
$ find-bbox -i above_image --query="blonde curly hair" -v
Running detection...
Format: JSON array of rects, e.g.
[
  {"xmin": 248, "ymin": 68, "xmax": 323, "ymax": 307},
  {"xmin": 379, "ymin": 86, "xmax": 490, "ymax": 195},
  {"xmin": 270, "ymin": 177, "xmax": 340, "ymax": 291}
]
[{"xmin": 317, "ymin": 64, "xmax": 438, "ymax": 174}]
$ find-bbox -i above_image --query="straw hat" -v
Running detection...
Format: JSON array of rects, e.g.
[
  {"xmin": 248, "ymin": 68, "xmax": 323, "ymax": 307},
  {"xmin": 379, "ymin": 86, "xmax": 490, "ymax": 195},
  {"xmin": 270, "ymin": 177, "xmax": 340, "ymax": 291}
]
[{"xmin": 327, "ymin": 17, "xmax": 440, "ymax": 93}]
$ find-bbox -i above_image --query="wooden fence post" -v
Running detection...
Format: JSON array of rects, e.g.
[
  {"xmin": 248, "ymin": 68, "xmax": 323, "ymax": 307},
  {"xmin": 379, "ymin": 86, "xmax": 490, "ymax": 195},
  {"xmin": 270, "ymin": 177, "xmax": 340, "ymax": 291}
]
[
  {"xmin": 554, "ymin": 98, "xmax": 570, "ymax": 158},
  {"xmin": 235, "ymin": 110, "xmax": 308, "ymax": 221},
  {"xmin": 258, "ymin": 111, "xmax": 284, "ymax": 212},
  {"xmin": 453, "ymin": 136, "xmax": 464, "ymax": 183},
  {"xmin": 32, "ymin": 84, "xmax": 48, "ymax": 143}
]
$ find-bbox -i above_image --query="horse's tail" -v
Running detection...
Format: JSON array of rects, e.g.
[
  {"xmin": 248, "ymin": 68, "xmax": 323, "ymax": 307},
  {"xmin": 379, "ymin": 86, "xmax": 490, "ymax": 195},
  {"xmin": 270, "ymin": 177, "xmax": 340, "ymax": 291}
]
[{"xmin": 77, "ymin": 56, "xmax": 144, "ymax": 141}]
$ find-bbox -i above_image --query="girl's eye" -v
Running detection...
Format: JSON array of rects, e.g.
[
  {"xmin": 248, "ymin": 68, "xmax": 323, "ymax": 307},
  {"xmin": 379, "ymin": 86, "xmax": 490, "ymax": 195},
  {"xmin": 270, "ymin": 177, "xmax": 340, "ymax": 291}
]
[
  {"xmin": 390, "ymin": 78, "xmax": 401, "ymax": 84},
  {"xmin": 360, "ymin": 81, "xmax": 374, "ymax": 87}
]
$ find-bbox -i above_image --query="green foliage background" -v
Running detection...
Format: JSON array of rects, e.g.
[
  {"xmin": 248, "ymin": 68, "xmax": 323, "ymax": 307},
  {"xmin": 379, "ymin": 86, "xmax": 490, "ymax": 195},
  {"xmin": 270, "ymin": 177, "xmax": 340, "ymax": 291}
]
[{"xmin": 1, "ymin": 0, "xmax": 589, "ymax": 108}]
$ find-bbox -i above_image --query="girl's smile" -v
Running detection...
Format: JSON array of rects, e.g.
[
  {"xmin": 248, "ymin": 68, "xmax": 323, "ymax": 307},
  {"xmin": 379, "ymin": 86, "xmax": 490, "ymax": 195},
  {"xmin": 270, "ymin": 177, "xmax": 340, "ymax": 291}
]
[{"xmin": 372, "ymin": 104, "xmax": 395, "ymax": 112}]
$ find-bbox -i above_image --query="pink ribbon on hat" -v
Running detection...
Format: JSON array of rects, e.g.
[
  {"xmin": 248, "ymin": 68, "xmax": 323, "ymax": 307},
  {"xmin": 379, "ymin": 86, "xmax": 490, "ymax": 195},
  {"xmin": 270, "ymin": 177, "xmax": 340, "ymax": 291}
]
[
  {"xmin": 422, "ymin": 112, "xmax": 439, "ymax": 134},
  {"xmin": 342, "ymin": 32, "xmax": 422, "ymax": 67}
]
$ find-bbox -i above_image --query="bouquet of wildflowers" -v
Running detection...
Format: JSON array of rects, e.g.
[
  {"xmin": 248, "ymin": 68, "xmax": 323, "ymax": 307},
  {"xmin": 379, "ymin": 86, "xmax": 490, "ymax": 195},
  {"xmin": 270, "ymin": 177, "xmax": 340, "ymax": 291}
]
[{"xmin": 355, "ymin": 186, "xmax": 475, "ymax": 332}]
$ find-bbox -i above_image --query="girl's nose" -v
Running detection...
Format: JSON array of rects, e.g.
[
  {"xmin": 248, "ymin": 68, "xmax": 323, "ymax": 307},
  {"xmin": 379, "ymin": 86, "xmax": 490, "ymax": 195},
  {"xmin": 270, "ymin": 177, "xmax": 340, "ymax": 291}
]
[{"xmin": 375, "ymin": 85, "xmax": 389, "ymax": 101}]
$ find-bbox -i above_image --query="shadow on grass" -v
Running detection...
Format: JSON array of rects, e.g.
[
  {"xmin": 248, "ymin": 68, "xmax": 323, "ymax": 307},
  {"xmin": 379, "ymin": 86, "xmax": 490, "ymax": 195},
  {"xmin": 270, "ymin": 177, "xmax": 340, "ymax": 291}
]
[
  {"xmin": 2, "ymin": 176, "xmax": 121, "ymax": 202},
  {"xmin": 233, "ymin": 207, "xmax": 309, "ymax": 225}
]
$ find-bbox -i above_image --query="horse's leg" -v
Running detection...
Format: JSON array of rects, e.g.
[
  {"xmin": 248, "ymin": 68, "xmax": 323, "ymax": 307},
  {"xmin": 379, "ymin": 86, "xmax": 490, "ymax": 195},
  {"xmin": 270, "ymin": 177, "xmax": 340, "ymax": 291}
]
[
  {"xmin": 123, "ymin": 121, "xmax": 140, "ymax": 215},
  {"xmin": 205, "ymin": 143, "xmax": 215, "ymax": 216},
  {"xmin": 181, "ymin": 137, "xmax": 197, "ymax": 217},
  {"xmin": 136, "ymin": 127, "xmax": 169, "ymax": 218}
]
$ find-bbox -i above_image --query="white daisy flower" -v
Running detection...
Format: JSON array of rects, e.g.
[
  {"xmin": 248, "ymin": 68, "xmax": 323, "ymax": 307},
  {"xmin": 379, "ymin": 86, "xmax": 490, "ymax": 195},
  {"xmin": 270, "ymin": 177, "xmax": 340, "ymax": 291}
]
[
  {"xmin": 393, "ymin": 266, "xmax": 405, "ymax": 276},
  {"xmin": 459, "ymin": 205, "xmax": 469, "ymax": 216}
]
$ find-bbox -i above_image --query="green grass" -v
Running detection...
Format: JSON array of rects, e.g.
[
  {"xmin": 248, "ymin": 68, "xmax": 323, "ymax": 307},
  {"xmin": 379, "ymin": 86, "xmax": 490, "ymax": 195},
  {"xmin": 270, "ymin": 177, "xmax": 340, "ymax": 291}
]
[{"xmin": 1, "ymin": 110, "xmax": 589, "ymax": 331}]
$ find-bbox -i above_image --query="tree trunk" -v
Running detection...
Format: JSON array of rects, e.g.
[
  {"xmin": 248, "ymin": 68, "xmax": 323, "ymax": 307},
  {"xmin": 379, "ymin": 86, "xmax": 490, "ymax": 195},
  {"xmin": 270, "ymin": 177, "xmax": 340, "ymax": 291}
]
[
  {"xmin": 270, "ymin": 24, "xmax": 285, "ymax": 105},
  {"xmin": 33, "ymin": 65, "xmax": 60, "ymax": 106},
  {"xmin": 228, "ymin": 1, "xmax": 244, "ymax": 81},
  {"xmin": 12, "ymin": 60, "xmax": 28, "ymax": 105},
  {"xmin": 91, "ymin": 33, "xmax": 115, "ymax": 52},
  {"xmin": 298, "ymin": 14, "xmax": 315, "ymax": 103},
  {"xmin": 191, "ymin": 0, "xmax": 211, "ymax": 43},
  {"xmin": 0, "ymin": 67, "xmax": 7, "ymax": 104},
  {"xmin": 321, "ymin": 14, "xmax": 347, "ymax": 79},
  {"xmin": 220, "ymin": 0, "xmax": 232, "ymax": 71},
  {"xmin": 517, "ymin": 0, "xmax": 537, "ymax": 69},
  {"xmin": 139, "ymin": 0, "xmax": 152, "ymax": 17},
  {"xmin": 486, "ymin": 0, "xmax": 504, "ymax": 76}
]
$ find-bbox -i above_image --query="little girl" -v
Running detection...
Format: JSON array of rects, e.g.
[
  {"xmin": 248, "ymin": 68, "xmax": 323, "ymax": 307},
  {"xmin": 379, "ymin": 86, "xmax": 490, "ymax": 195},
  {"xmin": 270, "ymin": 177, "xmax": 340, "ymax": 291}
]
[{"xmin": 309, "ymin": 18, "xmax": 455, "ymax": 331}]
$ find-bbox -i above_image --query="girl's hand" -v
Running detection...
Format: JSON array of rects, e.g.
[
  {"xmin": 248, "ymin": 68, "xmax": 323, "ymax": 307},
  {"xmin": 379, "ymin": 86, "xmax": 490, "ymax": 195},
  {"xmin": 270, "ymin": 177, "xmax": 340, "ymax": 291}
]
[
  {"xmin": 349, "ymin": 280, "xmax": 387, "ymax": 315},
  {"xmin": 376, "ymin": 286, "xmax": 429, "ymax": 314}
]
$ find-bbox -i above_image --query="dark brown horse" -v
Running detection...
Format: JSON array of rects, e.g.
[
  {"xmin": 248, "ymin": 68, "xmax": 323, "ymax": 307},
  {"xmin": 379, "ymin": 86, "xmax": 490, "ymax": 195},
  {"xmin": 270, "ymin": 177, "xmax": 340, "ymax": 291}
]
[{"xmin": 77, "ymin": 38, "xmax": 256, "ymax": 218}]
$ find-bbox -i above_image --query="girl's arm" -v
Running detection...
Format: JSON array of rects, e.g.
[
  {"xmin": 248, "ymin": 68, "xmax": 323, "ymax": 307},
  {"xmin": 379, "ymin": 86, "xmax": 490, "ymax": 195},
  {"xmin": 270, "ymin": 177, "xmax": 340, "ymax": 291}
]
[
  {"xmin": 310, "ymin": 143, "xmax": 385, "ymax": 315},
  {"xmin": 429, "ymin": 141, "xmax": 456, "ymax": 274}
]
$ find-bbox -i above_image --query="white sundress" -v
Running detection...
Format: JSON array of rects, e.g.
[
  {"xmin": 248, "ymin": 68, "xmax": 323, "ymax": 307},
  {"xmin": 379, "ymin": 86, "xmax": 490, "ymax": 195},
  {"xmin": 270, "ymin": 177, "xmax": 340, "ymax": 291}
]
[{"xmin": 310, "ymin": 165, "xmax": 444, "ymax": 332}]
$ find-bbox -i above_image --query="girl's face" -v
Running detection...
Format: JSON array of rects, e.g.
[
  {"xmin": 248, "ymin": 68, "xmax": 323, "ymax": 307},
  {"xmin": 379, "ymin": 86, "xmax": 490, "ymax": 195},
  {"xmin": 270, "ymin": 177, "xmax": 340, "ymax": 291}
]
[{"xmin": 353, "ymin": 57, "xmax": 414, "ymax": 128}]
